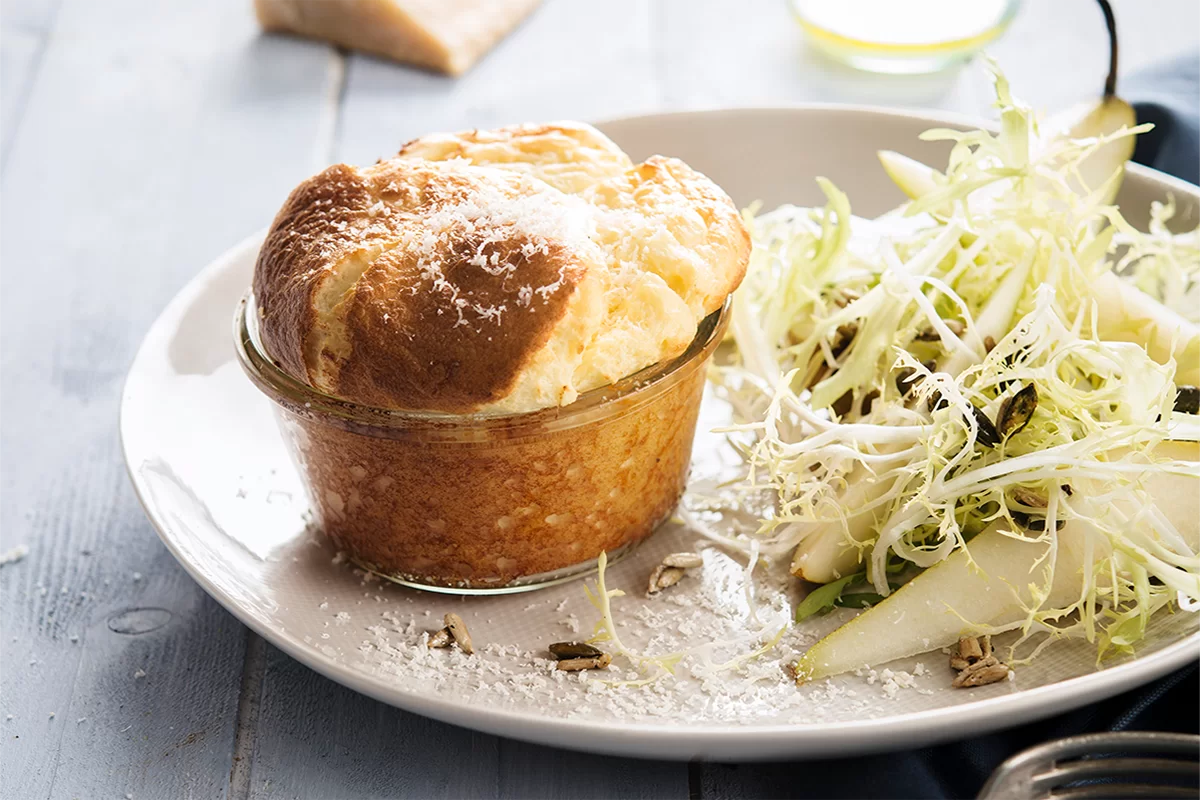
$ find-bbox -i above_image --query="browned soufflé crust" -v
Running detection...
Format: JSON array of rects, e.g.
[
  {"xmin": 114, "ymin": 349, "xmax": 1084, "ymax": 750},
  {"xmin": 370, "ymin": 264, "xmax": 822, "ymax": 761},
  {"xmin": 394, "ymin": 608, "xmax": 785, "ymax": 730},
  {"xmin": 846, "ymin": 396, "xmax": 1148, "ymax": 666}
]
[
  {"xmin": 253, "ymin": 121, "xmax": 749, "ymax": 415},
  {"xmin": 254, "ymin": 159, "xmax": 592, "ymax": 412},
  {"xmin": 247, "ymin": 121, "xmax": 749, "ymax": 587}
]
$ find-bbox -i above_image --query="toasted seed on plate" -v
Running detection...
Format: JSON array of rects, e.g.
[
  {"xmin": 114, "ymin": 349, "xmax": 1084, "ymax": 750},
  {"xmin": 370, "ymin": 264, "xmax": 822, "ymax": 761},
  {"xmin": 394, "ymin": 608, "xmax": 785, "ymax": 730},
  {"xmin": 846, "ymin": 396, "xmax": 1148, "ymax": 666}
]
[
  {"xmin": 662, "ymin": 552, "xmax": 703, "ymax": 569},
  {"xmin": 444, "ymin": 612, "xmax": 473, "ymax": 655},
  {"xmin": 647, "ymin": 565, "xmax": 686, "ymax": 594},
  {"xmin": 997, "ymin": 382, "xmax": 1038, "ymax": 440},
  {"xmin": 952, "ymin": 656, "xmax": 1009, "ymax": 688},
  {"xmin": 549, "ymin": 641, "xmax": 604, "ymax": 660},
  {"xmin": 427, "ymin": 627, "xmax": 452, "ymax": 649},
  {"xmin": 957, "ymin": 636, "xmax": 983, "ymax": 663},
  {"xmin": 556, "ymin": 653, "xmax": 612, "ymax": 671}
]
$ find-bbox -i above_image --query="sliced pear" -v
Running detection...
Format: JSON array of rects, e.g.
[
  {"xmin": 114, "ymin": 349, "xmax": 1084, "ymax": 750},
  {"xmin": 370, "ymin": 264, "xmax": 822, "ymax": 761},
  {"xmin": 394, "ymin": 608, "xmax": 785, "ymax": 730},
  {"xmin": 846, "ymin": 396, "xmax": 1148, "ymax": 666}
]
[
  {"xmin": 794, "ymin": 442, "xmax": 1198, "ymax": 681},
  {"xmin": 882, "ymin": 91, "xmax": 1135, "ymax": 212},
  {"xmin": 1043, "ymin": 96, "xmax": 1137, "ymax": 205},
  {"xmin": 790, "ymin": 473, "xmax": 892, "ymax": 584},
  {"xmin": 793, "ymin": 518, "xmax": 1097, "ymax": 681},
  {"xmin": 790, "ymin": 525, "xmax": 862, "ymax": 586},
  {"xmin": 1092, "ymin": 272, "xmax": 1200, "ymax": 386},
  {"xmin": 879, "ymin": 150, "xmax": 943, "ymax": 202}
]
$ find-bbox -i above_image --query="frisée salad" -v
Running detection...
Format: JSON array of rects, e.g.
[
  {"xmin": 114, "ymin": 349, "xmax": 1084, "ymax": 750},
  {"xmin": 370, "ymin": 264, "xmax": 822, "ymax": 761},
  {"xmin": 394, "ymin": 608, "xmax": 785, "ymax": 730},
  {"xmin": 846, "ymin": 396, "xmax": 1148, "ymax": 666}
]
[{"xmin": 697, "ymin": 63, "xmax": 1200, "ymax": 682}]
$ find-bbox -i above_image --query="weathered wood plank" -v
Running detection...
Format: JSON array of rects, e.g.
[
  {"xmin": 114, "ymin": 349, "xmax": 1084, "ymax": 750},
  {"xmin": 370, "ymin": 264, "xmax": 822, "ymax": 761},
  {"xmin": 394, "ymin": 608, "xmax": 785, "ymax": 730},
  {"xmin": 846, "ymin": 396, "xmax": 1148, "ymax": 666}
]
[
  {"xmin": 1, "ymin": 29, "xmax": 42, "ymax": 164},
  {"xmin": 245, "ymin": 644, "xmax": 689, "ymax": 800},
  {"xmin": 496, "ymin": 738, "xmax": 689, "ymax": 799},
  {"xmin": 0, "ymin": 0, "xmax": 61, "ymax": 34},
  {"xmin": 0, "ymin": 1, "xmax": 336, "ymax": 797},
  {"xmin": 246, "ymin": 644, "xmax": 502, "ymax": 800}
]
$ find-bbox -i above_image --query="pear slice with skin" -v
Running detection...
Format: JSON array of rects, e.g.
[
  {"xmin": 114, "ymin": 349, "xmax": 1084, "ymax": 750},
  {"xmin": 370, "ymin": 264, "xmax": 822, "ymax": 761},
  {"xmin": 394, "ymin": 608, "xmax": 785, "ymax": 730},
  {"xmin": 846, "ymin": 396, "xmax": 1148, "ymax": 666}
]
[
  {"xmin": 1042, "ymin": 96, "xmax": 1137, "ymax": 205},
  {"xmin": 1092, "ymin": 271, "xmax": 1200, "ymax": 386},
  {"xmin": 879, "ymin": 150, "xmax": 943, "ymax": 203},
  {"xmin": 793, "ymin": 441, "xmax": 1199, "ymax": 682},
  {"xmin": 790, "ymin": 471, "xmax": 894, "ymax": 584}
]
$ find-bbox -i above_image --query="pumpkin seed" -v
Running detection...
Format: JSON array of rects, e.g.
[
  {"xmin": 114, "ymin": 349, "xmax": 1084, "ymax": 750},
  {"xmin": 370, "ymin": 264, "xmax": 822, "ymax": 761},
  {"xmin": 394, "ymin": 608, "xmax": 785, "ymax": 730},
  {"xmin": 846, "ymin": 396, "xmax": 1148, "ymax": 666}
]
[
  {"xmin": 957, "ymin": 636, "xmax": 983, "ymax": 663},
  {"xmin": 831, "ymin": 323, "xmax": 858, "ymax": 358},
  {"xmin": 556, "ymin": 653, "xmax": 612, "ymax": 671},
  {"xmin": 970, "ymin": 404, "xmax": 1001, "ymax": 447},
  {"xmin": 647, "ymin": 565, "xmax": 685, "ymax": 594},
  {"xmin": 548, "ymin": 642, "xmax": 604, "ymax": 660},
  {"xmin": 1009, "ymin": 487, "xmax": 1048, "ymax": 509},
  {"xmin": 1175, "ymin": 386, "xmax": 1199, "ymax": 415},
  {"xmin": 952, "ymin": 656, "xmax": 1009, "ymax": 688},
  {"xmin": 997, "ymin": 383, "xmax": 1038, "ymax": 440},
  {"xmin": 831, "ymin": 390, "xmax": 854, "ymax": 418},
  {"xmin": 662, "ymin": 553, "xmax": 703, "ymax": 569},
  {"xmin": 427, "ymin": 627, "xmax": 452, "ymax": 649},
  {"xmin": 443, "ymin": 612, "xmax": 473, "ymax": 655}
]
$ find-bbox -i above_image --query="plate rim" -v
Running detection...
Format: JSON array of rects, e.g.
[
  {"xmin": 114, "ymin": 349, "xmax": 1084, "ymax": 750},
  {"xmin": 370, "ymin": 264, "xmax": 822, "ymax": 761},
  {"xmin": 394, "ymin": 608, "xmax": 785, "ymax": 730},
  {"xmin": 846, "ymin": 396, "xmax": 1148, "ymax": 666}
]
[{"xmin": 120, "ymin": 105, "xmax": 1200, "ymax": 761}]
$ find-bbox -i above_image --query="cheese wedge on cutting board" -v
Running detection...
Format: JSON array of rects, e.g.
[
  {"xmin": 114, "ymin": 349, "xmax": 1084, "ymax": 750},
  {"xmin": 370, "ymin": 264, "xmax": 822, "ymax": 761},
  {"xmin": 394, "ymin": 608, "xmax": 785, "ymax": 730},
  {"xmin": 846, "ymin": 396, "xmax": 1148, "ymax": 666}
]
[{"xmin": 255, "ymin": 0, "xmax": 542, "ymax": 76}]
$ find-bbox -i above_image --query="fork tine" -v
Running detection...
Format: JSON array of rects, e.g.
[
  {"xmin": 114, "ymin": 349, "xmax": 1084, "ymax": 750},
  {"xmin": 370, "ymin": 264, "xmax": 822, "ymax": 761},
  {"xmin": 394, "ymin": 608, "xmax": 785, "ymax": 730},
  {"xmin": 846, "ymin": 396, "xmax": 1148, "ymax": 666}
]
[
  {"xmin": 1049, "ymin": 786, "xmax": 1198, "ymax": 799},
  {"xmin": 1032, "ymin": 757, "xmax": 1199, "ymax": 791},
  {"xmin": 978, "ymin": 732, "xmax": 1200, "ymax": 800}
]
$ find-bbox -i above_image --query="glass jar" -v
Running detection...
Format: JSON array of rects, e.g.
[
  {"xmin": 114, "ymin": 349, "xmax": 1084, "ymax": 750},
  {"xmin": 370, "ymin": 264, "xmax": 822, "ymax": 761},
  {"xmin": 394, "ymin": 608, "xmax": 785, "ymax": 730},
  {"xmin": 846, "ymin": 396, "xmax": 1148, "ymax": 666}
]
[
  {"xmin": 790, "ymin": 0, "xmax": 1021, "ymax": 74},
  {"xmin": 235, "ymin": 294, "xmax": 729, "ymax": 594}
]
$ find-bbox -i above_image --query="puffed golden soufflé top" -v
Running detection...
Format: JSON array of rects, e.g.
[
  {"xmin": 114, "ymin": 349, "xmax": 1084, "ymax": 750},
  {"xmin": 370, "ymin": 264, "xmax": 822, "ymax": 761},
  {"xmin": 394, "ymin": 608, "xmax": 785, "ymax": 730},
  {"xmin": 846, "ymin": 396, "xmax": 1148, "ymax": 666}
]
[{"xmin": 253, "ymin": 122, "xmax": 750, "ymax": 414}]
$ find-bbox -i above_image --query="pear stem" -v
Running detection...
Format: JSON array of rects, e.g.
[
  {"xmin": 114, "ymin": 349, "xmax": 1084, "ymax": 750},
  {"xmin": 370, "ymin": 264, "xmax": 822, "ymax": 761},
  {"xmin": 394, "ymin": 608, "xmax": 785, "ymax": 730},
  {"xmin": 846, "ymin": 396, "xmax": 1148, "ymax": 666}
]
[{"xmin": 1097, "ymin": 0, "xmax": 1119, "ymax": 98}]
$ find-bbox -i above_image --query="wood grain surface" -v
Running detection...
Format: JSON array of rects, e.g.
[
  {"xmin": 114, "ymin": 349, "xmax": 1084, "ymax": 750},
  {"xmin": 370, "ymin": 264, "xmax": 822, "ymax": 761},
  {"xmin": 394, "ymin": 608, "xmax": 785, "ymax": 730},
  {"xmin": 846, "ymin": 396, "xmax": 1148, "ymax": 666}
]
[{"xmin": 1, "ymin": 1, "xmax": 1196, "ymax": 798}]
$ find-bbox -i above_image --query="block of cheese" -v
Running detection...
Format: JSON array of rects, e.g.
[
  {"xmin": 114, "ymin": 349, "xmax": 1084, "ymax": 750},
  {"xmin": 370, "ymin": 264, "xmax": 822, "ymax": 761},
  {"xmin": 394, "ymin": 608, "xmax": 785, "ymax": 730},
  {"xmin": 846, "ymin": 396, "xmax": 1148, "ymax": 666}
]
[{"xmin": 254, "ymin": 0, "xmax": 543, "ymax": 75}]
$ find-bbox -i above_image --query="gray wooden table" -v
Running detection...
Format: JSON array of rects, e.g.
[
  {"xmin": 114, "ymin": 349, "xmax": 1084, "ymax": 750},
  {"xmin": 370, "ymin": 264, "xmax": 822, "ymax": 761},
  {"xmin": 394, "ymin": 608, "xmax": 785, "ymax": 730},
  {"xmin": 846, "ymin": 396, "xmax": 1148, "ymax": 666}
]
[{"xmin": 2, "ymin": 1, "xmax": 1197, "ymax": 797}]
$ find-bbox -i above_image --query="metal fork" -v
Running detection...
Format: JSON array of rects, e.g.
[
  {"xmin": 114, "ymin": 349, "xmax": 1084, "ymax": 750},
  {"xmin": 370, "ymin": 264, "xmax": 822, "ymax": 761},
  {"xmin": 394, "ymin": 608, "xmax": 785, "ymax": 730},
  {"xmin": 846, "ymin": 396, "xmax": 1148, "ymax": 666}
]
[{"xmin": 978, "ymin": 732, "xmax": 1200, "ymax": 799}]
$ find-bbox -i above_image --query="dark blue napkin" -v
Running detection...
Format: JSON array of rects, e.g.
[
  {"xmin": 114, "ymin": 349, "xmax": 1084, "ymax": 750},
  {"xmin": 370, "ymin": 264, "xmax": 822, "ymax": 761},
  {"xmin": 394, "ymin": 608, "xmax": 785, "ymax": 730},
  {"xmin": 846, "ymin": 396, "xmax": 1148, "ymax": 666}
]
[
  {"xmin": 705, "ymin": 663, "xmax": 1197, "ymax": 799},
  {"xmin": 1128, "ymin": 52, "xmax": 1200, "ymax": 185},
  {"xmin": 712, "ymin": 53, "xmax": 1200, "ymax": 800}
]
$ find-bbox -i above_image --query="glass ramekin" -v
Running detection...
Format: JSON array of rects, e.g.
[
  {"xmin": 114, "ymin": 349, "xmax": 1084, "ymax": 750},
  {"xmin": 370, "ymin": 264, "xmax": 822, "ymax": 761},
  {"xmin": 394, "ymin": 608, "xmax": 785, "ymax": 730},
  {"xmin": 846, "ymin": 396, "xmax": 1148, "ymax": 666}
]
[{"xmin": 234, "ymin": 293, "xmax": 729, "ymax": 594}]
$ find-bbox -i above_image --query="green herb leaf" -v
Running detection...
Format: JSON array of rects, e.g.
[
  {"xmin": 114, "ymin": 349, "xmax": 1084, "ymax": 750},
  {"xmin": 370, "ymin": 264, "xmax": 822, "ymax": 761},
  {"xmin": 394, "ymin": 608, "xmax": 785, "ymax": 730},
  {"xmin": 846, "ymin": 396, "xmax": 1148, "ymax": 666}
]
[
  {"xmin": 834, "ymin": 591, "xmax": 887, "ymax": 609},
  {"xmin": 795, "ymin": 573, "xmax": 861, "ymax": 622}
]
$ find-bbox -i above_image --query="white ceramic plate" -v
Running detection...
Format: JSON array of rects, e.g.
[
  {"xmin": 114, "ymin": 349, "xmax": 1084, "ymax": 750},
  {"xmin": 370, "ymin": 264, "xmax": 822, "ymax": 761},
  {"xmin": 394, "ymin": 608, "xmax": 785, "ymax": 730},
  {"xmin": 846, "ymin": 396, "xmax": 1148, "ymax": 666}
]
[{"xmin": 121, "ymin": 107, "xmax": 1200, "ymax": 762}]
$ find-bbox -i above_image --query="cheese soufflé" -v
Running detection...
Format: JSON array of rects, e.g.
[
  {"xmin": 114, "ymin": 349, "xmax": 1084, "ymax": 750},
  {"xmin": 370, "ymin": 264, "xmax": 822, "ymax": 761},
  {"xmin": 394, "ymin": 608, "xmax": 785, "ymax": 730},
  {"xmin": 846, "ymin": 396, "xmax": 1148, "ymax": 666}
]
[{"xmin": 240, "ymin": 122, "xmax": 749, "ymax": 589}]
